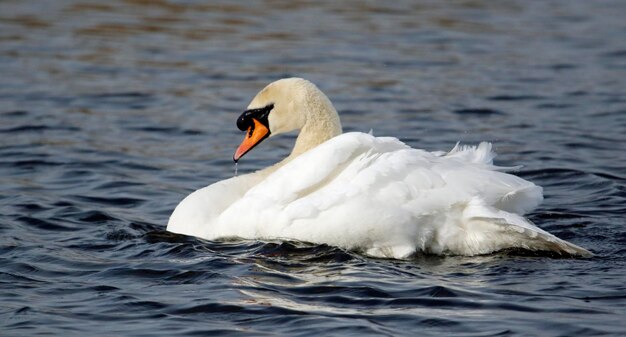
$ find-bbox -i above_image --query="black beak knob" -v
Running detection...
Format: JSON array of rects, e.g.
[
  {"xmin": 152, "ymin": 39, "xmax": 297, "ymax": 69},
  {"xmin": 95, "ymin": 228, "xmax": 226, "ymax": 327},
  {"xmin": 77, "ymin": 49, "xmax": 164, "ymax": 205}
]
[{"xmin": 237, "ymin": 111, "xmax": 254, "ymax": 131}]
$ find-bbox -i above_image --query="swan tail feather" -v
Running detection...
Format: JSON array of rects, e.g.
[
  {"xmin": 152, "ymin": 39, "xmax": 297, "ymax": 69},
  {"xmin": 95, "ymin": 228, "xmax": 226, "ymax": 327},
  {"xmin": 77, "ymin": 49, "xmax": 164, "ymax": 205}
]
[{"xmin": 460, "ymin": 198, "xmax": 593, "ymax": 257}]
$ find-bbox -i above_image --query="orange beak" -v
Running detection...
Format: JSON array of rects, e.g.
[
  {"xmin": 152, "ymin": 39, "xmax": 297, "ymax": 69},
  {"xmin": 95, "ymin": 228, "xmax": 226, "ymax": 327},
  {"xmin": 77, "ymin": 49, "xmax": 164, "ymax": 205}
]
[{"xmin": 233, "ymin": 118, "xmax": 270, "ymax": 162}]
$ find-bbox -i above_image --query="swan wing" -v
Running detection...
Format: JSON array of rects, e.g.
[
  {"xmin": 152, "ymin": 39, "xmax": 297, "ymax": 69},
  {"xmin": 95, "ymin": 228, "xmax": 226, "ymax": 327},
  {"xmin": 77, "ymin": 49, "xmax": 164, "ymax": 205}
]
[{"xmin": 209, "ymin": 133, "xmax": 590, "ymax": 258}]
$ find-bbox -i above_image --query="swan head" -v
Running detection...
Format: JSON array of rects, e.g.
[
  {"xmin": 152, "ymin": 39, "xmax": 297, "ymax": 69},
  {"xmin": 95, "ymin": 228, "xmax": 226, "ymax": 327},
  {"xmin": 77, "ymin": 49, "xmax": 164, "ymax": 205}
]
[{"xmin": 233, "ymin": 78, "xmax": 341, "ymax": 162}]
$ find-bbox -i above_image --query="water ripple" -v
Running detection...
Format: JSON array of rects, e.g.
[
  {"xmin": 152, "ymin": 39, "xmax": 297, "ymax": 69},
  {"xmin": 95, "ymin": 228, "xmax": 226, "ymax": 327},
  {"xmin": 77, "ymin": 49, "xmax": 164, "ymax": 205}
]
[{"xmin": 1, "ymin": 0, "xmax": 625, "ymax": 336}]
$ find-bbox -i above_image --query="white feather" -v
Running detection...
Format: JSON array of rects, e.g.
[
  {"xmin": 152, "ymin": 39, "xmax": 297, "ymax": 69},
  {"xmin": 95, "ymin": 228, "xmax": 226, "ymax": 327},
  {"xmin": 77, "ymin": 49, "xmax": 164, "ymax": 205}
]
[
  {"xmin": 167, "ymin": 78, "xmax": 592, "ymax": 259},
  {"xmin": 169, "ymin": 133, "xmax": 590, "ymax": 258}
]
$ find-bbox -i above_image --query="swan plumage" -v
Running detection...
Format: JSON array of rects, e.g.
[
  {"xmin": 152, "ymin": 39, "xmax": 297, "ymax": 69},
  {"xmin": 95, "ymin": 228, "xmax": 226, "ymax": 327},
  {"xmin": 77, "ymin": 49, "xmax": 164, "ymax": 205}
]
[{"xmin": 167, "ymin": 78, "xmax": 591, "ymax": 258}]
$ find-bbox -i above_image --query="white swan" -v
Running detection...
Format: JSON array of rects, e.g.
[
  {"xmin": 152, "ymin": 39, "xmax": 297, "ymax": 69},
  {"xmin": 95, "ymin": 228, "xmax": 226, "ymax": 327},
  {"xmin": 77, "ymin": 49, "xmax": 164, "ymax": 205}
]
[{"xmin": 167, "ymin": 78, "xmax": 592, "ymax": 259}]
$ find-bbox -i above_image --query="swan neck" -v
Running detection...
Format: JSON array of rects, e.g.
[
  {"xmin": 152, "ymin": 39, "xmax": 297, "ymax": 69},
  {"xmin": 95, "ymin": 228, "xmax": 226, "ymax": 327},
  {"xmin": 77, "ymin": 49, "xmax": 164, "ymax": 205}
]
[
  {"xmin": 255, "ymin": 118, "xmax": 341, "ymax": 179},
  {"xmin": 291, "ymin": 103, "xmax": 342, "ymax": 157}
]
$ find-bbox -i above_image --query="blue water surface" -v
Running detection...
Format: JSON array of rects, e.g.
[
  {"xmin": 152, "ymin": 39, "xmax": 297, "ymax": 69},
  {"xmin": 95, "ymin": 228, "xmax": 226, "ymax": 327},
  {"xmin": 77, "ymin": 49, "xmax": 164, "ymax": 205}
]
[{"xmin": 1, "ymin": 1, "xmax": 625, "ymax": 336}]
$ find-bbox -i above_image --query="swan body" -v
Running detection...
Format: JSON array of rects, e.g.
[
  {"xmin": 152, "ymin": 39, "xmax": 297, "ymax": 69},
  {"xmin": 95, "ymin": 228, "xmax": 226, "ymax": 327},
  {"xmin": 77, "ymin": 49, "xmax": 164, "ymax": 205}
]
[{"xmin": 167, "ymin": 78, "xmax": 591, "ymax": 258}]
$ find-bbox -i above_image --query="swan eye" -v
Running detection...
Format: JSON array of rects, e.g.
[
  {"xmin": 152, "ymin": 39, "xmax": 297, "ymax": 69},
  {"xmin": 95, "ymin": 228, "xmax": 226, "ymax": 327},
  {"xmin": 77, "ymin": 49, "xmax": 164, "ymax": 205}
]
[{"xmin": 236, "ymin": 103, "xmax": 274, "ymax": 131}]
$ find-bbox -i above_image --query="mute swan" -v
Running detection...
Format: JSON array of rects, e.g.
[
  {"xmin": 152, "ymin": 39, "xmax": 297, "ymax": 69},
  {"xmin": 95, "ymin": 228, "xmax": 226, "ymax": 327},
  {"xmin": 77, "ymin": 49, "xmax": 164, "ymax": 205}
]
[{"xmin": 167, "ymin": 78, "xmax": 592, "ymax": 258}]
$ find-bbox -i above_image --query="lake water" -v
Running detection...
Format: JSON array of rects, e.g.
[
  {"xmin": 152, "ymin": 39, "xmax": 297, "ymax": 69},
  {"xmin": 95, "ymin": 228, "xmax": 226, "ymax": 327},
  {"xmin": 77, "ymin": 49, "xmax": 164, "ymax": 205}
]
[{"xmin": 1, "ymin": 1, "xmax": 625, "ymax": 336}]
